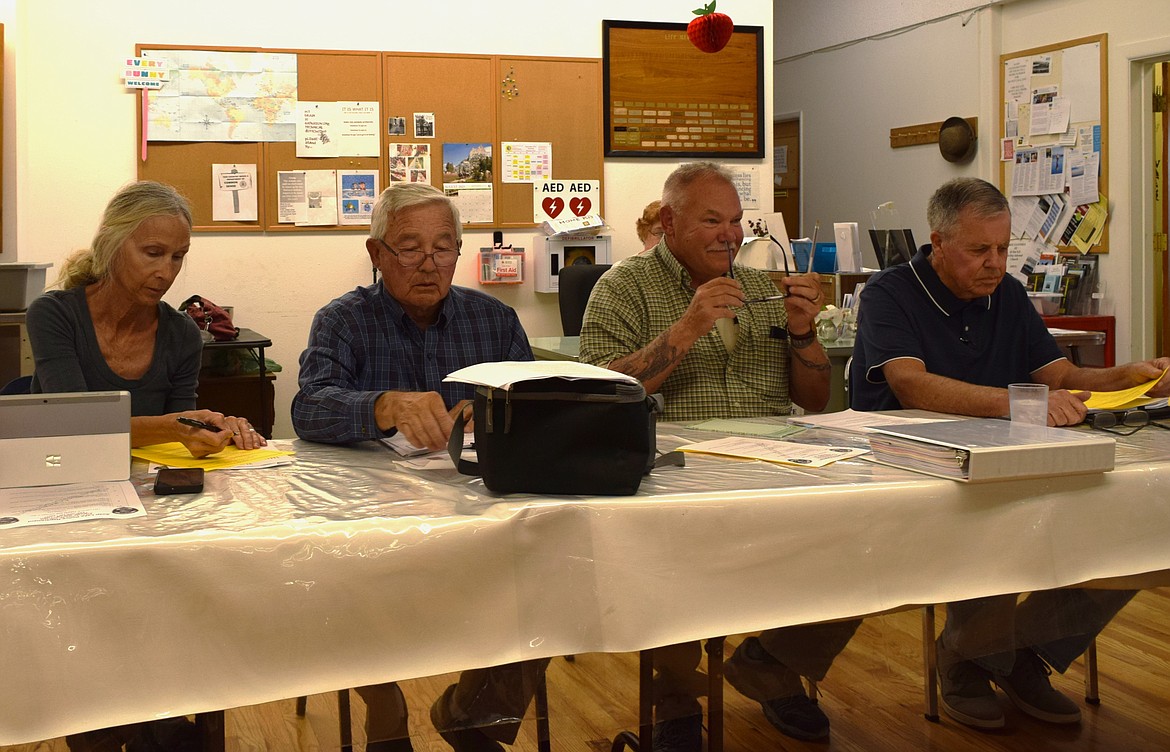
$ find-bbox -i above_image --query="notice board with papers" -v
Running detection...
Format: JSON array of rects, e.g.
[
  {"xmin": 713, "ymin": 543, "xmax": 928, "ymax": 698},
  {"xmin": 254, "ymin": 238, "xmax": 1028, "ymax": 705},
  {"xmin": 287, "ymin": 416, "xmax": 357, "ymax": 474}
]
[
  {"xmin": 999, "ymin": 34, "xmax": 1108, "ymax": 253},
  {"xmin": 135, "ymin": 45, "xmax": 603, "ymax": 233}
]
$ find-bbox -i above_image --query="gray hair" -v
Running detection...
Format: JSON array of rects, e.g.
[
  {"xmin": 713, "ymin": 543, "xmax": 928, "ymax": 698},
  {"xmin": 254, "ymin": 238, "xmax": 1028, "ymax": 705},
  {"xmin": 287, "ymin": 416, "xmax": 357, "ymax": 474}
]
[
  {"xmin": 368, "ymin": 183, "xmax": 462, "ymax": 243},
  {"xmin": 57, "ymin": 181, "xmax": 192, "ymax": 290},
  {"xmin": 661, "ymin": 161, "xmax": 737, "ymax": 213},
  {"xmin": 927, "ymin": 178, "xmax": 1009, "ymax": 238}
]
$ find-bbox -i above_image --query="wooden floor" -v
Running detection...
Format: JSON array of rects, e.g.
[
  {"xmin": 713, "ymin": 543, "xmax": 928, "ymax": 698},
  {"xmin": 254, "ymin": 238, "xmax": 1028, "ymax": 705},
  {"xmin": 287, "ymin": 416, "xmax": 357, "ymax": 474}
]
[{"xmin": 8, "ymin": 589, "xmax": 1169, "ymax": 752}]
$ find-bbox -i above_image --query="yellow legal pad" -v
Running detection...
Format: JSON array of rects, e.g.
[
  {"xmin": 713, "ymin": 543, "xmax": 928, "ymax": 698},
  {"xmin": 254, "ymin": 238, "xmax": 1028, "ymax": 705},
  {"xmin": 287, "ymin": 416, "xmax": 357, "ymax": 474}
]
[{"xmin": 132, "ymin": 442, "xmax": 295, "ymax": 470}]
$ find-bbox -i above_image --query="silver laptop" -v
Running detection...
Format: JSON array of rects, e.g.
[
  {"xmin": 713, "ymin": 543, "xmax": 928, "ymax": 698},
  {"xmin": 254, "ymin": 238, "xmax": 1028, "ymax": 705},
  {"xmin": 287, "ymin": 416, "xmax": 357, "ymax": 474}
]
[{"xmin": 0, "ymin": 391, "xmax": 131, "ymax": 488}]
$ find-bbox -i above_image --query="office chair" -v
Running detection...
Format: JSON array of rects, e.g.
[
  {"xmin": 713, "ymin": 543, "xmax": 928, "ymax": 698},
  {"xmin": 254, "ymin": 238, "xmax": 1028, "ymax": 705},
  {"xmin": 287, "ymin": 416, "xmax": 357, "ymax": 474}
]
[
  {"xmin": 0, "ymin": 375, "xmax": 33, "ymax": 394},
  {"xmin": 558, "ymin": 263, "xmax": 612, "ymax": 336}
]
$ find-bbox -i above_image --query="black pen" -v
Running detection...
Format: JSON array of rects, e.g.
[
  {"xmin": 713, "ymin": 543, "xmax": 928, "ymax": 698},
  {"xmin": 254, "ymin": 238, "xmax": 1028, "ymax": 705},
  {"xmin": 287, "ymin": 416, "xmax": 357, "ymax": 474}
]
[
  {"xmin": 177, "ymin": 416, "xmax": 227, "ymax": 433},
  {"xmin": 726, "ymin": 241, "xmax": 736, "ymax": 280}
]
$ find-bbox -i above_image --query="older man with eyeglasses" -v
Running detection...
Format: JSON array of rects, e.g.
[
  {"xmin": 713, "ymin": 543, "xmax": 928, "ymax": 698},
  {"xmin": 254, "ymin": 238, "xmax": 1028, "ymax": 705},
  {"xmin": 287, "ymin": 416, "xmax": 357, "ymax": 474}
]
[
  {"xmin": 294, "ymin": 182, "xmax": 532, "ymax": 449},
  {"xmin": 293, "ymin": 182, "xmax": 536, "ymax": 752}
]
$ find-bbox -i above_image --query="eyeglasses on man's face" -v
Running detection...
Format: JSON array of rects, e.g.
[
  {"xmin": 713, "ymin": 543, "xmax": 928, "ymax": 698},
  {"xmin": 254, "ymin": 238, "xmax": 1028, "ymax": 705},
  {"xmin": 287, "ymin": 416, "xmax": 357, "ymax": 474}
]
[
  {"xmin": 375, "ymin": 238, "xmax": 461, "ymax": 268},
  {"xmin": 1089, "ymin": 409, "xmax": 1170, "ymax": 436}
]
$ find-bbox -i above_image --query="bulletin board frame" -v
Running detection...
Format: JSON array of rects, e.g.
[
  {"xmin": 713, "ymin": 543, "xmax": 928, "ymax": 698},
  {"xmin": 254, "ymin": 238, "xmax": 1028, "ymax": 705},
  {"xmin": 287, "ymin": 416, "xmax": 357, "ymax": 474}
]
[
  {"xmin": 999, "ymin": 34, "xmax": 1108, "ymax": 253},
  {"xmin": 602, "ymin": 20, "xmax": 764, "ymax": 159}
]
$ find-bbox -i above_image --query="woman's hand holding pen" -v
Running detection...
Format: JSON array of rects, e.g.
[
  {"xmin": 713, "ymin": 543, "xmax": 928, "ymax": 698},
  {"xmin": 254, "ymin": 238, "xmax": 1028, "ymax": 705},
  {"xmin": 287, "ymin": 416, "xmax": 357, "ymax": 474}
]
[
  {"xmin": 175, "ymin": 410, "xmax": 234, "ymax": 458},
  {"xmin": 175, "ymin": 410, "xmax": 267, "ymax": 456}
]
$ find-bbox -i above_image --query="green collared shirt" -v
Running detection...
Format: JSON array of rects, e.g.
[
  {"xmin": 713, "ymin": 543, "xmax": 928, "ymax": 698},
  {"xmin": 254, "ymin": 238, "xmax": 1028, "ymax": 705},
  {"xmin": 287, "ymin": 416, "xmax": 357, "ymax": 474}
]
[{"xmin": 579, "ymin": 239, "xmax": 792, "ymax": 422}]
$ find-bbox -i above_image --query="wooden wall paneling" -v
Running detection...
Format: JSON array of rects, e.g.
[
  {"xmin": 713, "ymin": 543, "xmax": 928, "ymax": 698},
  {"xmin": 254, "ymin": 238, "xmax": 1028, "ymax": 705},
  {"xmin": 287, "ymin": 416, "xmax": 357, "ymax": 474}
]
[
  {"xmin": 496, "ymin": 57, "xmax": 603, "ymax": 228},
  {"xmin": 263, "ymin": 50, "xmax": 383, "ymax": 232},
  {"xmin": 383, "ymin": 53, "xmax": 496, "ymax": 227},
  {"xmin": 139, "ymin": 141, "xmax": 265, "ymax": 232}
]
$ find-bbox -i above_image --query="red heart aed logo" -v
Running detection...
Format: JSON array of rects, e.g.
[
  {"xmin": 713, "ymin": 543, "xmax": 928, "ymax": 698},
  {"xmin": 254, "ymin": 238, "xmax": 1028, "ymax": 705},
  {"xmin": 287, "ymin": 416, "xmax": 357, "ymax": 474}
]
[
  {"xmin": 569, "ymin": 197, "xmax": 592, "ymax": 217},
  {"xmin": 542, "ymin": 197, "xmax": 564, "ymax": 218}
]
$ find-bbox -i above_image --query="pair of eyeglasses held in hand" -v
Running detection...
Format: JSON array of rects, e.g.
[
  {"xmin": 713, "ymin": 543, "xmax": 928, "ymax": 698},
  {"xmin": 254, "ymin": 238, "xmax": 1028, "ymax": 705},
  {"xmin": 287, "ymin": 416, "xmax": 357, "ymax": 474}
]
[{"xmin": 732, "ymin": 235, "xmax": 793, "ymax": 306}]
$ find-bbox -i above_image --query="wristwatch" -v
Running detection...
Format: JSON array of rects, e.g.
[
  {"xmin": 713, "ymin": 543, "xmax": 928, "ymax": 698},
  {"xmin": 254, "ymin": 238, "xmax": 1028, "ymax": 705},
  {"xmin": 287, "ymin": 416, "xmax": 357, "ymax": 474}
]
[{"xmin": 788, "ymin": 328, "xmax": 817, "ymax": 349}]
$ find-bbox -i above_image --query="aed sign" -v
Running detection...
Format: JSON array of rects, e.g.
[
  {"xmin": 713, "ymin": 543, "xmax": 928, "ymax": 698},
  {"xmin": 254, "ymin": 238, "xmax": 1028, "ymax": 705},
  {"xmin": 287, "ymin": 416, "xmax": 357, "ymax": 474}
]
[{"xmin": 533, "ymin": 180, "xmax": 600, "ymax": 224}]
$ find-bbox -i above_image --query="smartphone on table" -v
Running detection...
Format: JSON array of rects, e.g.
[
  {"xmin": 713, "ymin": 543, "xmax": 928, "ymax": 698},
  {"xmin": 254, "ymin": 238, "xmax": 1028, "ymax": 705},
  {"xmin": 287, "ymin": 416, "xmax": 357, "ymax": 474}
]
[{"xmin": 153, "ymin": 467, "xmax": 205, "ymax": 495}]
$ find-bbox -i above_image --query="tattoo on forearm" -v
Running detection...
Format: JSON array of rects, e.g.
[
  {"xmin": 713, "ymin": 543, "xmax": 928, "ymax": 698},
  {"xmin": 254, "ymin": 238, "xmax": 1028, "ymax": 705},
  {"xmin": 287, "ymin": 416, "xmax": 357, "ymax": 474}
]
[
  {"xmin": 792, "ymin": 348, "xmax": 831, "ymax": 372},
  {"xmin": 611, "ymin": 334, "xmax": 684, "ymax": 382},
  {"xmin": 638, "ymin": 338, "xmax": 682, "ymax": 380}
]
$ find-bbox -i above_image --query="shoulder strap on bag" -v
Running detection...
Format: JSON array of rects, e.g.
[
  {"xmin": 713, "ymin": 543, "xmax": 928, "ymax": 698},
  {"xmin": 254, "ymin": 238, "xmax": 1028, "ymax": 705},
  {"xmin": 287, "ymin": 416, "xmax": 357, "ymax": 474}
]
[{"xmin": 448, "ymin": 407, "xmax": 480, "ymax": 477}]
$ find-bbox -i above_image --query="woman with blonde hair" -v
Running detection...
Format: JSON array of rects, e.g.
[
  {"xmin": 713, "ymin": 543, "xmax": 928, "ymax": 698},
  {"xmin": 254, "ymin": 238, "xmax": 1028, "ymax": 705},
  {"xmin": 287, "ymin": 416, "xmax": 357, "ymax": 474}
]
[{"xmin": 27, "ymin": 180, "xmax": 265, "ymax": 460}]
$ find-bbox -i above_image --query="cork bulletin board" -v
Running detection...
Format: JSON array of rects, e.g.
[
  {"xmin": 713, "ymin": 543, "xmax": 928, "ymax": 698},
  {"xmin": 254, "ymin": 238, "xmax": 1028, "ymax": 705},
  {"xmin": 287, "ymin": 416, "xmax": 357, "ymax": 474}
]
[
  {"xmin": 998, "ymin": 34, "xmax": 1108, "ymax": 252},
  {"xmin": 136, "ymin": 45, "xmax": 602, "ymax": 232},
  {"xmin": 602, "ymin": 20, "xmax": 763, "ymax": 159}
]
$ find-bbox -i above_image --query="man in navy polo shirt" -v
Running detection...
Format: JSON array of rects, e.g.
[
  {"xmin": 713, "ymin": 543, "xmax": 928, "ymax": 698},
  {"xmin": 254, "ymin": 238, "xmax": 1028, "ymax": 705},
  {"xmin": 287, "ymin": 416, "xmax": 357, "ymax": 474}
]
[{"xmin": 851, "ymin": 177, "xmax": 1170, "ymax": 732}]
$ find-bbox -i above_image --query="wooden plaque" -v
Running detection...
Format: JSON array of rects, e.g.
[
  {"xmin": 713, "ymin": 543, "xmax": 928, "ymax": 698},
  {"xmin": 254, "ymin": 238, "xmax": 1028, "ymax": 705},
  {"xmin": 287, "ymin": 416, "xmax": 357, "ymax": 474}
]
[{"xmin": 603, "ymin": 20, "xmax": 763, "ymax": 158}]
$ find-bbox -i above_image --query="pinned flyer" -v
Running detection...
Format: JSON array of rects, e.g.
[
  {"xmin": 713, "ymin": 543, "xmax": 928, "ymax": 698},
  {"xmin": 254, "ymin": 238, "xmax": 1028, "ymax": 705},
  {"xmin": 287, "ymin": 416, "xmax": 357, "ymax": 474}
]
[
  {"xmin": 123, "ymin": 57, "xmax": 170, "ymax": 89},
  {"xmin": 212, "ymin": 164, "xmax": 258, "ymax": 221}
]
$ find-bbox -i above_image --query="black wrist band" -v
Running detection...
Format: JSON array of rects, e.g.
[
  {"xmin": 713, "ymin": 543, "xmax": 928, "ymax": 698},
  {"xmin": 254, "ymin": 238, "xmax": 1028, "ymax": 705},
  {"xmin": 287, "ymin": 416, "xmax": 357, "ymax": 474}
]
[{"xmin": 788, "ymin": 328, "xmax": 817, "ymax": 349}]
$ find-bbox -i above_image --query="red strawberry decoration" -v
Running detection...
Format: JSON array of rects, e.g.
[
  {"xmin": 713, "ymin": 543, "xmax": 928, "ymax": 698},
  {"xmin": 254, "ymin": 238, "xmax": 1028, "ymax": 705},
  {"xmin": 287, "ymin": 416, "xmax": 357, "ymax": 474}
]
[{"xmin": 687, "ymin": 1, "xmax": 734, "ymax": 54}]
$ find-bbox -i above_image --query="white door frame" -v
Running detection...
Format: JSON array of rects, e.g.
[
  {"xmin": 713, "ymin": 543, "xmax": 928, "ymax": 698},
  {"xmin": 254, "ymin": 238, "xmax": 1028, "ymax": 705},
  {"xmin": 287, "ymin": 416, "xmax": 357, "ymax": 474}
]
[{"xmin": 1118, "ymin": 36, "xmax": 1170, "ymax": 359}]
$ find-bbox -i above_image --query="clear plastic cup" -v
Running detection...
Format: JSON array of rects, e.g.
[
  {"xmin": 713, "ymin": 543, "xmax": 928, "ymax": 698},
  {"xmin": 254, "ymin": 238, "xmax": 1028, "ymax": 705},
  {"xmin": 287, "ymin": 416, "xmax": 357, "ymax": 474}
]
[{"xmin": 1008, "ymin": 383, "xmax": 1049, "ymax": 426}]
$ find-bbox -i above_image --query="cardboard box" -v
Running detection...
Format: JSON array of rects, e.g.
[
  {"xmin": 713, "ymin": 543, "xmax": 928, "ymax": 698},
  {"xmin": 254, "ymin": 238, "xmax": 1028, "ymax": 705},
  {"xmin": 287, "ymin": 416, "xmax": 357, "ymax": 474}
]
[{"xmin": 0, "ymin": 263, "xmax": 52, "ymax": 312}]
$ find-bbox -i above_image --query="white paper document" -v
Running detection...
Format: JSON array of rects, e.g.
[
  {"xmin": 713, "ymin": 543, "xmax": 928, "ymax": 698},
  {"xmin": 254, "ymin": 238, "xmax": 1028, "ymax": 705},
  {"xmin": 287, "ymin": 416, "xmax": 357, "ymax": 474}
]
[
  {"xmin": 296, "ymin": 101, "xmax": 380, "ymax": 158},
  {"xmin": 0, "ymin": 481, "xmax": 143, "ymax": 529},
  {"xmin": 212, "ymin": 163, "xmax": 258, "ymax": 221},
  {"xmin": 381, "ymin": 432, "xmax": 473, "ymax": 458},
  {"xmin": 677, "ymin": 436, "xmax": 867, "ymax": 468},
  {"xmin": 444, "ymin": 361, "xmax": 638, "ymax": 389}
]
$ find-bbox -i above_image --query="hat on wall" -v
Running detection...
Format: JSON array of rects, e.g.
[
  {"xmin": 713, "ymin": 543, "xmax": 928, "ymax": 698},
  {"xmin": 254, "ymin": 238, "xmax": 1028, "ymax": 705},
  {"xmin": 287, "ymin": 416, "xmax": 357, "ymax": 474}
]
[{"xmin": 938, "ymin": 117, "xmax": 977, "ymax": 163}]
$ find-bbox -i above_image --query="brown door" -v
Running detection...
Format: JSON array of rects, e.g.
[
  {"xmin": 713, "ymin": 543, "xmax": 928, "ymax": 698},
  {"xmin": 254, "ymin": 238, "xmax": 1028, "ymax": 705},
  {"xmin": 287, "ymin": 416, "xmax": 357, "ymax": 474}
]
[
  {"xmin": 773, "ymin": 118, "xmax": 801, "ymax": 235},
  {"xmin": 1156, "ymin": 63, "xmax": 1169, "ymax": 356}
]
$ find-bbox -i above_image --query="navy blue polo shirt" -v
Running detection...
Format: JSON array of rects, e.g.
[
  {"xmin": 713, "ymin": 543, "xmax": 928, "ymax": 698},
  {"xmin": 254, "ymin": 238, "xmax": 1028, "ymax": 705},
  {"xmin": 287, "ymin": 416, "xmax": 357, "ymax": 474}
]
[{"xmin": 850, "ymin": 247, "xmax": 1064, "ymax": 411}]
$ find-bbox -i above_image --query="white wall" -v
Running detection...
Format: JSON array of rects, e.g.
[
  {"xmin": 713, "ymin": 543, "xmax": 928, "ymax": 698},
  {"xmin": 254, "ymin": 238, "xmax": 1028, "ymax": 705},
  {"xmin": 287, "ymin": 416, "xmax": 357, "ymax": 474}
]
[
  {"xmin": 775, "ymin": 0, "xmax": 1017, "ymax": 60},
  {"xmin": 2, "ymin": 0, "xmax": 773, "ymax": 438},
  {"xmin": 776, "ymin": 0, "xmax": 1170, "ymax": 363},
  {"xmin": 998, "ymin": 0, "xmax": 1170, "ymax": 363},
  {"xmin": 776, "ymin": 9, "xmax": 991, "ymax": 259}
]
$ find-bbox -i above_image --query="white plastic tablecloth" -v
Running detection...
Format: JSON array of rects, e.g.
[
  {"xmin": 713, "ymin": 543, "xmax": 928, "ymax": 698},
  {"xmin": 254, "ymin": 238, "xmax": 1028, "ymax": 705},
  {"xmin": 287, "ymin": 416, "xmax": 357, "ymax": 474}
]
[{"xmin": 2, "ymin": 423, "xmax": 1168, "ymax": 744}]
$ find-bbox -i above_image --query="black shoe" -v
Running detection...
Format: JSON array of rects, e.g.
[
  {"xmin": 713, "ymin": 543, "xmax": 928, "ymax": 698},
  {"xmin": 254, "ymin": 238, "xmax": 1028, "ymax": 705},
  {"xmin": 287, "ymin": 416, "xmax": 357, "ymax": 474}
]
[
  {"xmin": 369, "ymin": 734, "xmax": 416, "ymax": 752},
  {"xmin": 126, "ymin": 719, "xmax": 200, "ymax": 752},
  {"xmin": 760, "ymin": 693, "xmax": 830, "ymax": 742},
  {"xmin": 727, "ymin": 636, "xmax": 830, "ymax": 741},
  {"xmin": 431, "ymin": 684, "xmax": 504, "ymax": 752},
  {"xmin": 436, "ymin": 727, "xmax": 502, "ymax": 752},
  {"xmin": 651, "ymin": 713, "xmax": 702, "ymax": 752},
  {"xmin": 366, "ymin": 738, "xmax": 415, "ymax": 752}
]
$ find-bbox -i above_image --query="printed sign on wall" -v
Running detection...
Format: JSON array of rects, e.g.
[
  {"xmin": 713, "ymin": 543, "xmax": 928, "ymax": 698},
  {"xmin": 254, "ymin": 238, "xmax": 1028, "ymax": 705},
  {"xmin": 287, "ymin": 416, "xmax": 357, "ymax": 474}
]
[{"xmin": 533, "ymin": 180, "xmax": 600, "ymax": 223}]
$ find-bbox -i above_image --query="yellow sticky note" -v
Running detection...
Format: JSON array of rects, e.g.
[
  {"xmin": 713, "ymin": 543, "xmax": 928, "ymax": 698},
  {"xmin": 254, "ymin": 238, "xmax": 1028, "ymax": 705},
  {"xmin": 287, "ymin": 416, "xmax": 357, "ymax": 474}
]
[
  {"xmin": 132, "ymin": 442, "xmax": 294, "ymax": 470},
  {"xmin": 1083, "ymin": 369, "xmax": 1168, "ymax": 410}
]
